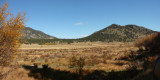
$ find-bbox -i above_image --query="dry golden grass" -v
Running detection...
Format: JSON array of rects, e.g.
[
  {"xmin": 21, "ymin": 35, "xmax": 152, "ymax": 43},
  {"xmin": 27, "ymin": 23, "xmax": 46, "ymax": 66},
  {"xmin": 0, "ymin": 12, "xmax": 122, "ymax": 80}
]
[
  {"xmin": 16, "ymin": 42, "xmax": 137, "ymax": 71},
  {"xmin": 2, "ymin": 42, "xmax": 152, "ymax": 80}
]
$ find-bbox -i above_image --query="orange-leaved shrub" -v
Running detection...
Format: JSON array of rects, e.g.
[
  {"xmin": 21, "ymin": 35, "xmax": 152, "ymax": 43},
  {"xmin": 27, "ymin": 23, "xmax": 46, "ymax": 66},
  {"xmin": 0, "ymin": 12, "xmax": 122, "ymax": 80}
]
[
  {"xmin": 134, "ymin": 32, "xmax": 160, "ymax": 52},
  {"xmin": 0, "ymin": 3, "xmax": 25, "ymax": 66}
]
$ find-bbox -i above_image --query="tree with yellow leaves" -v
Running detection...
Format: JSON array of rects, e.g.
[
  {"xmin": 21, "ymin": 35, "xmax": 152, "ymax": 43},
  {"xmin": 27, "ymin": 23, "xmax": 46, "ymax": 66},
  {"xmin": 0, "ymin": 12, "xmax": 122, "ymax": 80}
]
[{"xmin": 0, "ymin": 2, "xmax": 25, "ymax": 66}]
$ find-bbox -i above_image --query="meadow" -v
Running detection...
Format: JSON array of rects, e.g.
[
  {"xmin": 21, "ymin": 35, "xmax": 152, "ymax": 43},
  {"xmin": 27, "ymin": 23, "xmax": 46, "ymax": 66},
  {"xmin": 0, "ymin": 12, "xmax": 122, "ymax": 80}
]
[{"xmin": 0, "ymin": 42, "xmax": 154, "ymax": 80}]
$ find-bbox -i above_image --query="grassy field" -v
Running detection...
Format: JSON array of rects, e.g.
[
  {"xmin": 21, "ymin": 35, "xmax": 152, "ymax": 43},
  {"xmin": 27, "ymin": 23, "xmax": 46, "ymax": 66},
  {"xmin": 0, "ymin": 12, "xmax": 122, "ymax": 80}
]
[{"xmin": 0, "ymin": 42, "xmax": 154, "ymax": 80}]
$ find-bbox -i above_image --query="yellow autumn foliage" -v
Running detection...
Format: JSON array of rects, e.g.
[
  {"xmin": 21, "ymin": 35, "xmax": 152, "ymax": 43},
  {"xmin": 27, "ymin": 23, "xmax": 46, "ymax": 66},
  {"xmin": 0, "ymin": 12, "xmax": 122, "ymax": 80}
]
[{"xmin": 0, "ymin": 3, "xmax": 25, "ymax": 66}]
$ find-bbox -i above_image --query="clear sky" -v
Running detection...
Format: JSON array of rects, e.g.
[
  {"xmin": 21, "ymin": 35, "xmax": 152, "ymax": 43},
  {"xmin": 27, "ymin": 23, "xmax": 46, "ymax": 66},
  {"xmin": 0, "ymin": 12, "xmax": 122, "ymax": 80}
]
[{"xmin": 0, "ymin": 0, "xmax": 160, "ymax": 39}]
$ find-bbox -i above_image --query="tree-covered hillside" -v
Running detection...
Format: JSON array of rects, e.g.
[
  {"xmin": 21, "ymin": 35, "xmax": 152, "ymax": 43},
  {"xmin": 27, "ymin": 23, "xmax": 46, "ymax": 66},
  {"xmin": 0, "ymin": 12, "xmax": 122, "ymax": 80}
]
[{"xmin": 80, "ymin": 24, "xmax": 156, "ymax": 42}]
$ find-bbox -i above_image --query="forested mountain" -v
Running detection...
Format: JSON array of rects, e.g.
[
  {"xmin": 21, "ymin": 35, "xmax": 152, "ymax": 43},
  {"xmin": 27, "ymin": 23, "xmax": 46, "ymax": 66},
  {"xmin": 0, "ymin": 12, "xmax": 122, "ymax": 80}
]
[{"xmin": 80, "ymin": 24, "xmax": 156, "ymax": 42}]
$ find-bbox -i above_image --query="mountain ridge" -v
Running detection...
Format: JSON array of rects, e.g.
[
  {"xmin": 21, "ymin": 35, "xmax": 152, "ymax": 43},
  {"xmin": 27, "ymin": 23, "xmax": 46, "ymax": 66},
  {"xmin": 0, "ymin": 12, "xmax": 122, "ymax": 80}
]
[
  {"xmin": 79, "ymin": 24, "xmax": 156, "ymax": 42},
  {"xmin": 22, "ymin": 27, "xmax": 56, "ymax": 39},
  {"xmin": 22, "ymin": 24, "xmax": 157, "ymax": 44}
]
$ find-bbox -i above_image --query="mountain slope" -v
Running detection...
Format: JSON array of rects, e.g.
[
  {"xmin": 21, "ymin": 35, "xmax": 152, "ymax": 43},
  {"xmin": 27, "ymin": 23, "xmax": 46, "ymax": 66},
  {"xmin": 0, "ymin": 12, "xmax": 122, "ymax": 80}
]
[
  {"xmin": 22, "ymin": 27, "xmax": 56, "ymax": 39},
  {"xmin": 80, "ymin": 24, "xmax": 156, "ymax": 42},
  {"xmin": 22, "ymin": 24, "xmax": 157, "ymax": 44}
]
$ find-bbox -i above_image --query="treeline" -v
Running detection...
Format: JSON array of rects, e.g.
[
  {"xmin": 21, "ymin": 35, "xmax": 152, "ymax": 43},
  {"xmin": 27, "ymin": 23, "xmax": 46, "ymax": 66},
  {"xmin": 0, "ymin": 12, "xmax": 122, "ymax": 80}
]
[
  {"xmin": 20, "ymin": 38, "xmax": 97, "ymax": 45},
  {"xmin": 20, "ymin": 39, "xmax": 77, "ymax": 45}
]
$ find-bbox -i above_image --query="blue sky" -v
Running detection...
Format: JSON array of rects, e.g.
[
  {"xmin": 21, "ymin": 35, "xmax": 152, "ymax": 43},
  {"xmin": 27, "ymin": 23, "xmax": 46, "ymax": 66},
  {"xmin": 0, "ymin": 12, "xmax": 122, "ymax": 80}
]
[{"xmin": 0, "ymin": 0, "xmax": 160, "ymax": 39}]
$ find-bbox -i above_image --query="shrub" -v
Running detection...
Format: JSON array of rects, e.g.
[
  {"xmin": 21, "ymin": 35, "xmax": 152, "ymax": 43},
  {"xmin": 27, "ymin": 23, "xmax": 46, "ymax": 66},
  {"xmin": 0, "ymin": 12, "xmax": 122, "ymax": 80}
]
[
  {"xmin": 102, "ymin": 52, "xmax": 107, "ymax": 64},
  {"xmin": 0, "ymin": 3, "xmax": 25, "ymax": 66},
  {"xmin": 68, "ymin": 55, "xmax": 86, "ymax": 75},
  {"xmin": 86, "ymin": 55, "xmax": 99, "ymax": 66},
  {"xmin": 134, "ymin": 32, "xmax": 160, "ymax": 52},
  {"xmin": 68, "ymin": 55, "xmax": 77, "ymax": 68}
]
